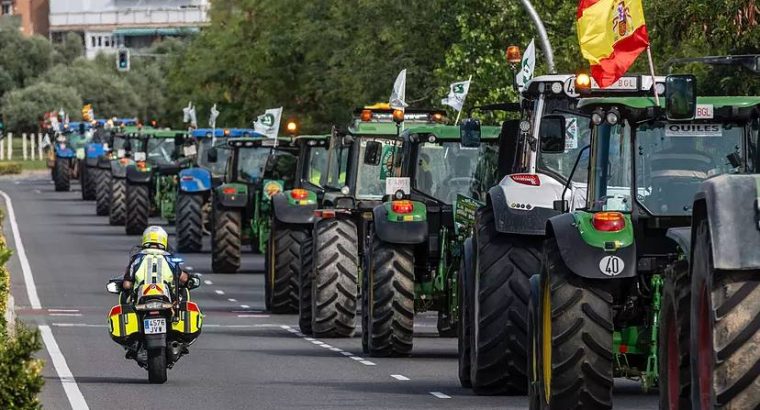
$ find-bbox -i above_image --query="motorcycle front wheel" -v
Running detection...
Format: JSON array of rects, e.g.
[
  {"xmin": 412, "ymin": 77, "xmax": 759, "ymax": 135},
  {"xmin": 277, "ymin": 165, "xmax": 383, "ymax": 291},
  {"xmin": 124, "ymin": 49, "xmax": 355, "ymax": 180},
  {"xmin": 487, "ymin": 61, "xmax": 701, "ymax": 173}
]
[{"xmin": 147, "ymin": 348, "xmax": 167, "ymax": 384}]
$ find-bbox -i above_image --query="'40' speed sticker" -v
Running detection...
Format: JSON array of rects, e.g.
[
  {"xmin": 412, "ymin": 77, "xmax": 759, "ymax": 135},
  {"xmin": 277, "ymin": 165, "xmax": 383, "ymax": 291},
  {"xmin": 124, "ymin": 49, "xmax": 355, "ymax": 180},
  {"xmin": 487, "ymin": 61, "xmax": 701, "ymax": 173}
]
[{"xmin": 599, "ymin": 256, "xmax": 624, "ymax": 276}]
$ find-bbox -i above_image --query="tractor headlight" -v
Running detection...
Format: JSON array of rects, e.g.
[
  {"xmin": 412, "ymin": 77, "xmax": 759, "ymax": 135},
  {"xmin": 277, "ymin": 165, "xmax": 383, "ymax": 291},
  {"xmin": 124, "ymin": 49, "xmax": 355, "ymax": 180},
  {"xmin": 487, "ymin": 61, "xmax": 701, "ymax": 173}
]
[
  {"xmin": 606, "ymin": 109, "xmax": 620, "ymax": 125},
  {"xmin": 591, "ymin": 111, "xmax": 604, "ymax": 126}
]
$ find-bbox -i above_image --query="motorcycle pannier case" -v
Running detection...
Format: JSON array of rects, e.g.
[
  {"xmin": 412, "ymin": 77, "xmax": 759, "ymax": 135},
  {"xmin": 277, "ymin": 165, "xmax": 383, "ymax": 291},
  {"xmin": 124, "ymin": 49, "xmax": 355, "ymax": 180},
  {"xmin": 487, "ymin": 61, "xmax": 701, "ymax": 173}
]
[
  {"xmin": 108, "ymin": 304, "xmax": 139, "ymax": 345},
  {"xmin": 171, "ymin": 301, "xmax": 203, "ymax": 343}
]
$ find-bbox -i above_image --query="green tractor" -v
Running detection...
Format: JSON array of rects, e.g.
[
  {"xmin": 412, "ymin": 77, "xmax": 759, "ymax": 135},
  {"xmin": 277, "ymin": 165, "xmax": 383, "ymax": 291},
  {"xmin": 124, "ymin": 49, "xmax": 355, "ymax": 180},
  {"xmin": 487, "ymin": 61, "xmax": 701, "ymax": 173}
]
[
  {"xmin": 266, "ymin": 135, "xmax": 330, "ymax": 313},
  {"xmin": 360, "ymin": 123, "xmax": 501, "ymax": 356},
  {"xmin": 527, "ymin": 76, "xmax": 760, "ymax": 409},
  {"xmin": 107, "ymin": 128, "xmax": 148, "ymax": 225},
  {"xmin": 299, "ymin": 106, "xmax": 446, "ymax": 337},
  {"xmin": 123, "ymin": 129, "xmax": 189, "ymax": 235},
  {"xmin": 209, "ymin": 136, "xmax": 299, "ymax": 273}
]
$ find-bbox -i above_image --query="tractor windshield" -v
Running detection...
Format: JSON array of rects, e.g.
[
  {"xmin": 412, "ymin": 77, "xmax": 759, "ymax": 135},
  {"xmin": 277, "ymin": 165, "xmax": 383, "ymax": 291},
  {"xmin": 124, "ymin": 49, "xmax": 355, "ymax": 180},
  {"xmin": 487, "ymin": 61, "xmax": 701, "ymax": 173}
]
[
  {"xmin": 264, "ymin": 150, "xmax": 298, "ymax": 189},
  {"xmin": 146, "ymin": 138, "xmax": 175, "ymax": 165},
  {"xmin": 414, "ymin": 141, "xmax": 498, "ymax": 203},
  {"xmin": 587, "ymin": 123, "xmax": 633, "ymax": 212},
  {"xmin": 112, "ymin": 136, "xmax": 145, "ymax": 153},
  {"xmin": 634, "ymin": 121, "xmax": 743, "ymax": 215},
  {"xmin": 539, "ymin": 98, "xmax": 591, "ymax": 182},
  {"xmin": 356, "ymin": 139, "xmax": 402, "ymax": 200},
  {"xmin": 197, "ymin": 138, "xmax": 229, "ymax": 176},
  {"xmin": 307, "ymin": 146, "xmax": 328, "ymax": 186},
  {"xmin": 236, "ymin": 147, "xmax": 271, "ymax": 184}
]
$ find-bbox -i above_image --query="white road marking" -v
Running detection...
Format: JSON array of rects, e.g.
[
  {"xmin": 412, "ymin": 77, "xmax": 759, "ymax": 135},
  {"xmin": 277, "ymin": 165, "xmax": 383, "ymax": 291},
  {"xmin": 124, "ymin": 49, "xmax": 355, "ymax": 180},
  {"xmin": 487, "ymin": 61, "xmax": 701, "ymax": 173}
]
[
  {"xmin": 239, "ymin": 304, "xmax": 250, "ymax": 309},
  {"xmin": 359, "ymin": 360, "xmax": 376, "ymax": 366},
  {"xmin": 391, "ymin": 374, "xmax": 410, "ymax": 381},
  {"xmin": 34, "ymin": 189, "xmax": 41, "ymax": 194},
  {"xmin": 349, "ymin": 356, "xmax": 363, "ymax": 361},
  {"xmin": 311, "ymin": 340, "xmax": 325, "ymax": 345},
  {"xmin": 52, "ymin": 323, "xmax": 284, "ymax": 329},
  {"xmin": 215, "ymin": 289, "xmax": 225, "ymax": 295},
  {"xmin": 236, "ymin": 314, "xmax": 270, "ymax": 318},
  {"xmin": 0, "ymin": 190, "xmax": 41, "ymax": 309},
  {"xmin": 52, "ymin": 323, "xmax": 103, "ymax": 328},
  {"xmin": 49, "ymin": 313, "xmax": 82, "ymax": 317},
  {"xmin": 204, "ymin": 280, "xmax": 213, "ymax": 285},
  {"xmin": 48, "ymin": 309, "xmax": 79, "ymax": 312},
  {"xmin": 227, "ymin": 298, "xmax": 237, "ymax": 302},
  {"xmin": 39, "ymin": 325, "xmax": 90, "ymax": 410},
  {"xmin": 328, "ymin": 347, "xmax": 342, "ymax": 352},
  {"xmin": 430, "ymin": 392, "xmax": 451, "ymax": 399},
  {"xmin": 340, "ymin": 351, "xmax": 353, "ymax": 356}
]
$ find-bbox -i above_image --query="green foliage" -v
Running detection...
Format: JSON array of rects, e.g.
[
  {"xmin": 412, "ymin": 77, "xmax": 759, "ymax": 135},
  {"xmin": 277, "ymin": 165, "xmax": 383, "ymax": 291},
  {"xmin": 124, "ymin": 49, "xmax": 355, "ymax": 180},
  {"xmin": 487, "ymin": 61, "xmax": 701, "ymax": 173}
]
[
  {"xmin": 0, "ymin": 22, "xmax": 55, "ymax": 100},
  {"xmin": 1, "ymin": 82, "xmax": 82, "ymax": 132},
  {"xmin": 0, "ymin": 163, "xmax": 18, "ymax": 175},
  {"xmin": 54, "ymin": 32, "xmax": 85, "ymax": 63},
  {"xmin": 0, "ymin": 324, "xmax": 43, "ymax": 410}
]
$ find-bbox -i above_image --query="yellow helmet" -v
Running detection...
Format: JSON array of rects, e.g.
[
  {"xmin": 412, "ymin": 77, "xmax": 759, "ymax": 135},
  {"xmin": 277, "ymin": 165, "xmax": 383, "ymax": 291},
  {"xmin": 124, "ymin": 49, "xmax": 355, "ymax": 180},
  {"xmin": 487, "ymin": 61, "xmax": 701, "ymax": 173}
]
[{"xmin": 141, "ymin": 226, "xmax": 168, "ymax": 250}]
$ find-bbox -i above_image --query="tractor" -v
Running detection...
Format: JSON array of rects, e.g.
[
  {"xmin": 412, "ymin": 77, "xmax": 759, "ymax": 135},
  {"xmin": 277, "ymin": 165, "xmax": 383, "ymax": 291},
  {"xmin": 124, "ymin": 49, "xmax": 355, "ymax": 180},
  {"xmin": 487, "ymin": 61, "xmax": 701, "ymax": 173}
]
[
  {"xmin": 48, "ymin": 122, "xmax": 89, "ymax": 192},
  {"xmin": 208, "ymin": 136, "xmax": 299, "ymax": 273},
  {"xmin": 299, "ymin": 106, "xmax": 446, "ymax": 338},
  {"xmin": 81, "ymin": 118, "xmax": 137, "ymax": 202},
  {"xmin": 266, "ymin": 135, "xmax": 330, "ymax": 314},
  {"xmin": 124, "ymin": 129, "xmax": 189, "ymax": 235},
  {"xmin": 360, "ymin": 123, "xmax": 500, "ymax": 357},
  {"xmin": 458, "ymin": 74, "xmax": 666, "ymax": 395},
  {"xmin": 175, "ymin": 128, "xmax": 255, "ymax": 252},
  {"xmin": 527, "ymin": 75, "xmax": 760, "ymax": 409},
  {"xmin": 101, "ymin": 127, "xmax": 146, "ymax": 222}
]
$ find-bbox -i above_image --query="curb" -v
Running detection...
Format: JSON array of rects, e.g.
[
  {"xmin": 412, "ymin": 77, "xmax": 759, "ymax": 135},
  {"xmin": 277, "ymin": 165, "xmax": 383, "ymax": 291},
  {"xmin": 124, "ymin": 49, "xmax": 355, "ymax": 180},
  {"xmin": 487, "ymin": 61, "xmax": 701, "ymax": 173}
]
[{"xmin": 4, "ymin": 293, "xmax": 15, "ymax": 337}]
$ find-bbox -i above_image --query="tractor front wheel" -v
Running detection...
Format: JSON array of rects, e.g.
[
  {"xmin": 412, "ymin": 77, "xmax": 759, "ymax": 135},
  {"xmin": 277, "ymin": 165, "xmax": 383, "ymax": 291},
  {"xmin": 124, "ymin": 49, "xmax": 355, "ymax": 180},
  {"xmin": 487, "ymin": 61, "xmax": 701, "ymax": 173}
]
[
  {"xmin": 81, "ymin": 164, "xmax": 96, "ymax": 200},
  {"xmin": 266, "ymin": 220, "xmax": 305, "ymax": 313},
  {"xmin": 311, "ymin": 218, "xmax": 357, "ymax": 338},
  {"xmin": 211, "ymin": 207, "xmax": 241, "ymax": 273},
  {"xmin": 458, "ymin": 239, "xmax": 474, "ymax": 388},
  {"xmin": 109, "ymin": 178, "xmax": 127, "ymax": 225},
  {"xmin": 94, "ymin": 169, "xmax": 111, "ymax": 216},
  {"xmin": 659, "ymin": 258, "xmax": 691, "ymax": 410},
  {"xmin": 298, "ymin": 233, "xmax": 314, "ymax": 334},
  {"xmin": 176, "ymin": 193, "xmax": 204, "ymax": 252},
  {"xmin": 125, "ymin": 183, "xmax": 150, "ymax": 235},
  {"xmin": 54, "ymin": 158, "xmax": 70, "ymax": 192}
]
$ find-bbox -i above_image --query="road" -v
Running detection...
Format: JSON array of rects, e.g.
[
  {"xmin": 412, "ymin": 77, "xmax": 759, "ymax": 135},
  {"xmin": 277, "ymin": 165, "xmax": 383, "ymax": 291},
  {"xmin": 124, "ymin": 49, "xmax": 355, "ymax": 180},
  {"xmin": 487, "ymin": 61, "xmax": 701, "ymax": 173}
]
[{"xmin": 3, "ymin": 174, "xmax": 659, "ymax": 409}]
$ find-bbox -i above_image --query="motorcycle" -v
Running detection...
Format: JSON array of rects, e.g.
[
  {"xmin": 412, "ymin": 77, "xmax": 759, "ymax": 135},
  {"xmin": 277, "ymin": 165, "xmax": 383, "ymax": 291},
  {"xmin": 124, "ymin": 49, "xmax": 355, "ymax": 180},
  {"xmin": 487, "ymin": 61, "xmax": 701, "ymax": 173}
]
[{"xmin": 106, "ymin": 251, "xmax": 202, "ymax": 383}]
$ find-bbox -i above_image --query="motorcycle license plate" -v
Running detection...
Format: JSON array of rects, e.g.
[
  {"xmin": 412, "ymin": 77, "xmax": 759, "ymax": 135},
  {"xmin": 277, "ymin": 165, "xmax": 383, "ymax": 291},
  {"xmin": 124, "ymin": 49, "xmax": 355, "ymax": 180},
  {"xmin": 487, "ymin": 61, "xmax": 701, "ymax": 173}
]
[{"xmin": 143, "ymin": 318, "xmax": 166, "ymax": 334}]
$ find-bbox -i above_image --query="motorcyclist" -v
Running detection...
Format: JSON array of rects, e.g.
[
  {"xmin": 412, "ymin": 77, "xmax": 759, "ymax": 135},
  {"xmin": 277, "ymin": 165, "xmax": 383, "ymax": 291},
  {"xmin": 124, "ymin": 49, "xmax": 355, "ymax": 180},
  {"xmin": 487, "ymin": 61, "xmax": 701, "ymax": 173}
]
[{"xmin": 121, "ymin": 226, "xmax": 192, "ymax": 303}]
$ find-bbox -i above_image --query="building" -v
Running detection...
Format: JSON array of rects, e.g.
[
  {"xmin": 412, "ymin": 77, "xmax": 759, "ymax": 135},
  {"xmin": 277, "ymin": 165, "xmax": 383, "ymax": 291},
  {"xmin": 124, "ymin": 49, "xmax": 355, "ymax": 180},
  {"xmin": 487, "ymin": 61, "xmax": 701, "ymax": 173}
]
[
  {"xmin": 48, "ymin": 0, "xmax": 209, "ymax": 59},
  {"xmin": 0, "ymin": 0, "xmax": 50, "ymax": 37}
]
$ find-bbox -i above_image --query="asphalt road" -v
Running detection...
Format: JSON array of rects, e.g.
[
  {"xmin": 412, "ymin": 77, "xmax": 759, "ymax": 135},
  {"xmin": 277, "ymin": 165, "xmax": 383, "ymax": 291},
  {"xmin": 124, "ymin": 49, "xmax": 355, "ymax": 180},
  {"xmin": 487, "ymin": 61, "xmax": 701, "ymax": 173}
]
[{"xmin": 3, "ymin": 174, "xmax": 659, "ymax": 410}]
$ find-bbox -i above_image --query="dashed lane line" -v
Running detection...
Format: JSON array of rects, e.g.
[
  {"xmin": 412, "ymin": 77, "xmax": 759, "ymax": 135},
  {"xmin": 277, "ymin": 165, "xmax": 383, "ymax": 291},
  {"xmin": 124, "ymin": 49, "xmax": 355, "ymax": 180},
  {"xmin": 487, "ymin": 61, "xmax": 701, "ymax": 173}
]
[
  {"xmin": 391, "ymin": 374, "xmax": 410, "ymax": 381},
  {"xmin": 430, "ymin": 392, "xmax": 451, "ymax": 399},
  {"xmin": 215, "ymin": 289, "xmax": 225, "ymax": 295},
  {"xmin": 227, "ymin": 298, "xmax": 237, "ymax": 303},
  {"xmin": 279, "ymin": 325, "xmax": 376, "ymax": 366},
  {"xmin": 240, "ymin": 304, "xmax": 250, "ymax": 309},
  {"xmin": 204, "ymin": 280, "xmax": 213, "ymax": 285}
]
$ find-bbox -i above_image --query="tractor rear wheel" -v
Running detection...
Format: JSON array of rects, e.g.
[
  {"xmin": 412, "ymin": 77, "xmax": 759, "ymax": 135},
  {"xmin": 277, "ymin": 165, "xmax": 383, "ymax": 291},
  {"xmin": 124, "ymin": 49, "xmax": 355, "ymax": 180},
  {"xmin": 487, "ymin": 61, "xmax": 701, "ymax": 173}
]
[
  {"xmin": 176, "ymin": 193, "xmax": 203, "ymax": 252},
  {"xmin": 211, "ymin": 207, "xmax": 241, "ymax": 273},
  {"xmin": 530, "ymin": 238, "xmax": 614, "ymax": 410},
  {"xmin": 471, "ymin": 207, "xmax": 540, "ymax": 395},
  {"xmin": 54, "ymin": 158, "xmax": 70, "ymax": 192},
  {"xmin": 81, "ymin": 165, "xmax": 96, "ymax": 200},
  {"xmin": 94, "ymin": 169, "xmax": 110, "ymax": 216},
  {"xmin": 109, "ymin": 178, "xmax": 127, "ymax": 225},
  {"xmin": 298, "ymin": 233, "xmax": 314, "ymax": 334},
  {"xmin": 125, "ymin": 183, "xmax": 150, "ymax": 235},
  {"xmin": 659, "ymin": 258, "xmax": 691, "ymax": 410},
  {"xmin": 690, "ymin": 219, "xmax": 760, "ymax": 409},
  {"xmin": 365, "ymin": 235, "xmax": 414, "ymax": 357},
  {"xmin": 266, "ymin": 220, "xmax": 305, "ymax": 313},
  {"xmin": 311, "ymin": 218, "xmax": 357, "ymax": 338}
]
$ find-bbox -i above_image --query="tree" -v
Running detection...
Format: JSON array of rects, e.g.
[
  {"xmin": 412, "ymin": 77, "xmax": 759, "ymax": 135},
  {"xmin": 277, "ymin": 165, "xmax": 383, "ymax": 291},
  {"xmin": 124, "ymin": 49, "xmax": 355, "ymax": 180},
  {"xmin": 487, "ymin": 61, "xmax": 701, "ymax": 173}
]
[
  {"xmin": 1, "ymin": 82, "xmax": 81, "ymax": 132},
  {"xmin": 54, "ymin": 32, "xmax": 85, "ymax": 63}
]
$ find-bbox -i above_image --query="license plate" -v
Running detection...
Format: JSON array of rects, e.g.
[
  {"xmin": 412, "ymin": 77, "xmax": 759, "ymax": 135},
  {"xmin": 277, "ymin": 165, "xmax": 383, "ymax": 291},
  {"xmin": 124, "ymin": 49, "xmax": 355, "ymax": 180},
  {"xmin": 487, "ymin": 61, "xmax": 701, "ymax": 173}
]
[
  {"xmin": 143, "ymin": 318, "xmax": 166, "ymax": 334},
  {"xmin": 183, "ymin": 145, "xmax": 197, "ymax": 157}
]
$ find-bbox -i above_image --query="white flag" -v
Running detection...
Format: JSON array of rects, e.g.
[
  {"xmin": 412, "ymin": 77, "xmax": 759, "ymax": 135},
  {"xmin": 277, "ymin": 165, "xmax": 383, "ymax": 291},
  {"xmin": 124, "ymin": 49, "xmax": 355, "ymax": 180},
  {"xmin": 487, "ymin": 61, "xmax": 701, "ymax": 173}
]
[
  {"xmin": 183, "ymin": 102, "xmax": 197, "ymax": 128},
  {"xmin": 516, "ymin": 39, "xmax": 536, "ymax": 92},
  {"xmin": 253, "ymin": 107, "xmax": 283, "ymax": 139},
  {"xmin": 441, "ymin": 80, "xmax": 471, "ymax": 112},
  {"xmin": 209, "ymin": 104, "xmax": 220, "ymax": 129},
  {"xmin": 389, "ymin": 69, "xmax": 408, "ymax": 110}
]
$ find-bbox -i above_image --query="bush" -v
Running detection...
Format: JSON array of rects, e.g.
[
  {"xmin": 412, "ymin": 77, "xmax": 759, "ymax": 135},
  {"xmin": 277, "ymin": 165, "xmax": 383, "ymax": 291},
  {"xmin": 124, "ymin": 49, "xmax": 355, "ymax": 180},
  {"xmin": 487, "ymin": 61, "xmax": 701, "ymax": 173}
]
[
  {"xmin": 0, "ymin": 163, "xmax": 23, "ymax": 175},
  {"xmin": 0, "ymin": 82, "xmax": 82, "ymax": 132}
]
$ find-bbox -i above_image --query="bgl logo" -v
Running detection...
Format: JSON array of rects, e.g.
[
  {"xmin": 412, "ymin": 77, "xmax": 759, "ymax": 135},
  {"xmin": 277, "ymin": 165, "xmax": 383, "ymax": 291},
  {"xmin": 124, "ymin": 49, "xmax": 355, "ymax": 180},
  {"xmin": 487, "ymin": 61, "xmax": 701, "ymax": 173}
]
[{"xmin": 260, "ymin": 113, "xmax": 275, "ymax": 128}]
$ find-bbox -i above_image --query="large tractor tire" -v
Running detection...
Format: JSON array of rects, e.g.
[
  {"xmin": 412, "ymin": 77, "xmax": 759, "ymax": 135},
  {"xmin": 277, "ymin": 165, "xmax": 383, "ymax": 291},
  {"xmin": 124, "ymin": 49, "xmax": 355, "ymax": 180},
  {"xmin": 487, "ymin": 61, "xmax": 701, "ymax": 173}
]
[
  {"xmin": 458, "ymin": 239, "xmax": 475, "ymax": 388},
  {"xmin": 94, "ymin": 169, "xmax": 111, "ymax": 216},
  {"xmin": 265, "ymin": 221, "xmax": 305, "ymax": 313},
  {"xmin": 211, "ymin": 207, "xmax": 241, "ymax": 273},
  {"xmin": 690, "ymin": 219, "xmax": 760, "ymax": 410},
  {"xmin": 109, "ymin": 178, "xmax": 127, "ymax": 225},
  {"xmin": 298, "ymin": 234, "xmax": 314, "ymax": 334},
  {"xmin": 147, "ymin": 348, "xmax": 167, "ymax": 384},
  {"xmin": 125, "ymin": 183, "xmax": 150, "ymax": 235},
  {"xmin": 311, "ymin": 218, "xmax": 358, "ymax": 338},
  {"xmin": 660, "ymin": 258, "xmax": 692, "ymax": 410},
  {"xmin": 530, "ymin": 238, "xmax": 614, "ymax": 410},
  {"xmin": 81, "ymin": 165, "xmax": 96, "ymax": 200},
  {"xmin": 176, "ymin": 193, "xmax": 203, "ymax": 252},
  {"xmin": 471, "ymin": 207, "xmax": 540, "ymax": 395},
  {"xmin": 54, "ymin": 158, "xmax": 70, "ymax": 192},
  {"xmin": 365, "ymin": 236, "xmax": 414, "ymax": 357}
]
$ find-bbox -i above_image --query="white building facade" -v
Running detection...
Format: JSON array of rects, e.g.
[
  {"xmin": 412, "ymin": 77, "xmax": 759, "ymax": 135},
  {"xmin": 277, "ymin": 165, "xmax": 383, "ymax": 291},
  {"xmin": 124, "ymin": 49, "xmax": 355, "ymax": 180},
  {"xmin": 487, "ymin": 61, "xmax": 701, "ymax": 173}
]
[{"xmin": 49, "ymin": 0, "xmax": 209, "ymax": 58}]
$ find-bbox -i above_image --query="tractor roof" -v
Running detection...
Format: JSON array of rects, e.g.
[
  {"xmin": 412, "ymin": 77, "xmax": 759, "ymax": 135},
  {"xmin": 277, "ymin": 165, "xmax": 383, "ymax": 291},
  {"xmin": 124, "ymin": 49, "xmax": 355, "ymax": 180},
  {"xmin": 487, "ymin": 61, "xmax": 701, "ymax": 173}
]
[
  {"xmin": 227, "ymin": 136, "xmax": 295, "ymax": 148},
  {"xmin": 523, "ymin": 74, "xmax": 666, "ymax": 98},
  {"xmin": 349, "ymin": 105, "xmax": 448, "ymax": 136},
  {"xmin": 402, "ymin": 124, "xmax": 501, "ymax": 141},
  {"xmin": 191, "ymin": 128, "xmax": 261, "ymax": 138},
  {"xmin": 578, "ymin": 96, "xmax": 760, "ymax": 110}
]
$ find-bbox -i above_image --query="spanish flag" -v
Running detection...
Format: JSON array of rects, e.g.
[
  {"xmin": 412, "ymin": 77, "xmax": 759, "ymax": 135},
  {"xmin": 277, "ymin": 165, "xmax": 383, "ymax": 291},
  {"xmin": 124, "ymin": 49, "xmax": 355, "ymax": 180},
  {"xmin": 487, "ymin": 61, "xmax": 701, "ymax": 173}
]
[{"xmin": 577, "ymin": 0, "xmax": 649, "ymax": 87}]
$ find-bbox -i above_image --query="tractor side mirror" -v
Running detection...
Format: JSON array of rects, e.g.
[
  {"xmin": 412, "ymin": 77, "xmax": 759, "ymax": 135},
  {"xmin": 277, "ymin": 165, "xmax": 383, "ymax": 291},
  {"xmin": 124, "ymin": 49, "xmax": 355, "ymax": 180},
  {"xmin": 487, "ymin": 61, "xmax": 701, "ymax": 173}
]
[
  {"xmin": 106, "ymin": 279, "xmax": 123, "ymax": 294},
  {"xmin": 363, "ymin": 141, "xmax": 382, "ymax": 165},
  {"xmin": 460, "ymin": 118, "xmax": 481, "ymax": 147},
  {"xmin": 539, "ymin": 115, "xmax": 566, "ymax": 154},
  {"xmin": 207, "ymin": 147, "xmax": 218, "ymax": 163},
  {"xmin": 666, "ymin": 74, "xmax": 697, "ymax": 121}
]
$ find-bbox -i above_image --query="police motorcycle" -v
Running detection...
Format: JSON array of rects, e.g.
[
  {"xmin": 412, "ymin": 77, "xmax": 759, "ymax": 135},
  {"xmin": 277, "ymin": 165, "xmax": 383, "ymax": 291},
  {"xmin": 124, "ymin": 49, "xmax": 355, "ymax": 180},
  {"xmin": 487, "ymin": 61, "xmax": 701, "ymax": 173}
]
[{"xmin": 106, "ymin": 251, "xmax": 203, "ymax": 384}]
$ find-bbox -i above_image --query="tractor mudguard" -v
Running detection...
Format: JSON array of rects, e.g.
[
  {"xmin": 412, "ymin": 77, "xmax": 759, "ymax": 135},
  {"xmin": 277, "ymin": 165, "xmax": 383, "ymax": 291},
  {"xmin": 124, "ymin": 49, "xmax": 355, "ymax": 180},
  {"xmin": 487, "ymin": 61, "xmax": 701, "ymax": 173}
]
[
  {"xmin": 157, "ymin": 163, "xmax": 181, "ymax": 176},
  {"xmin": 694, "ymin": 174, "xmax": 760, "ymax": 270},
  {"xmin": 85, "ymin": 157, "xmax": 99, "ymax": 167},
  {"xmin": 98, "ymin": 157, "xmax": 111, "ymax": 169},
  {"xmin": 547, "ymin": 213, "xmax": 636, "ymax": 279},
  {"xmin": 271, "ymin": 193, "xmax": 316, "ymax": 225},
  {"xmin": 665, "ymin": 227, "xmax": 692, "ymax": 262},
  {"xmin": 126, "ymin": 165, "xmax": 152, "ymax": 184},
  {"xmin": 214, "ymin": 184, "xmax": 247, "ymax": 208},
  {"xmin": 55, "ymin": 145, "xmax": 75, "ymax": 158},
  {"xmin": 86, "ymin": 143, "xmax": 105, "ymax": 160},
  {"xmin": 372, "ymin": 202, "xmax": 427, "ymax": 244},
  {"xmin": 111, "ymin": 160, "xmax": 129, "ymax": 178},
  {"xmin": 178, "ymin": 168, "xmax": 212, "ymax": 193},
  {"xmin": 489, "ymin": 186, "xmax": 561, "ymax": 236}
]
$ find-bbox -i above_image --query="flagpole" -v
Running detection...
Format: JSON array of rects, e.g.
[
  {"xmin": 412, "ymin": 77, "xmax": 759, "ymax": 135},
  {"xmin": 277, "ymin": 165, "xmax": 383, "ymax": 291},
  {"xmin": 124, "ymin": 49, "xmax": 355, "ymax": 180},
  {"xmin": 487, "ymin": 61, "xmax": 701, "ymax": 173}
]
[
  {"xmin": 454, "ymin": 75, "xmax": 473, "ymax": 125},
  {"xmin": 646, "ymin": 46, "xmax": 660, "ymax": 106}
]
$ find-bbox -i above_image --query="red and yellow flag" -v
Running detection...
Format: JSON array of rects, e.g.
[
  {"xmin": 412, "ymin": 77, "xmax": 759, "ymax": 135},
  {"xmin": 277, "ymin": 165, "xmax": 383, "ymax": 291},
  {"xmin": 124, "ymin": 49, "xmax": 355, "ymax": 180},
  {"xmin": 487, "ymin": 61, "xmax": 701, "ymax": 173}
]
[{"xmin": 577, "ymin": 0, "xmax": 649, "ymax": 87}]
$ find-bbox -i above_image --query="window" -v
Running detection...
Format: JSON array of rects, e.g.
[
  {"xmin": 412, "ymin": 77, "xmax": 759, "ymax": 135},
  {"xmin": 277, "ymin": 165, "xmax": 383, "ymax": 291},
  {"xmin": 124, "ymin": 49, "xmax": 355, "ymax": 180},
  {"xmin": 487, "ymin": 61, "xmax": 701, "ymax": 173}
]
[
  {"xmin": 97, "ymin": 37, "xmax": 102, "ymax": 47},
  {"xmin": 91, "ymin": 36, "xmax": 96, "ymax": 48},
  {"xmin": 104, "ymin": 37, "xmax": 110, "ymax": 47}
]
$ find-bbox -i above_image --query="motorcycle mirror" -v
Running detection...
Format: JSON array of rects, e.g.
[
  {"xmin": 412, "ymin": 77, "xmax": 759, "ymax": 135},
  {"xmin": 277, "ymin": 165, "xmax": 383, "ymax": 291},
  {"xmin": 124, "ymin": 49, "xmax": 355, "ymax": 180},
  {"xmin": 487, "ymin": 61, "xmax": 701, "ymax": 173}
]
[
  {"xmin": 186, "ymin": 277, "xmax": 201, "ymax": 290},
  {"xmin": 106, "ymin": 280, "xmax": 123, "ymax": 294}
]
